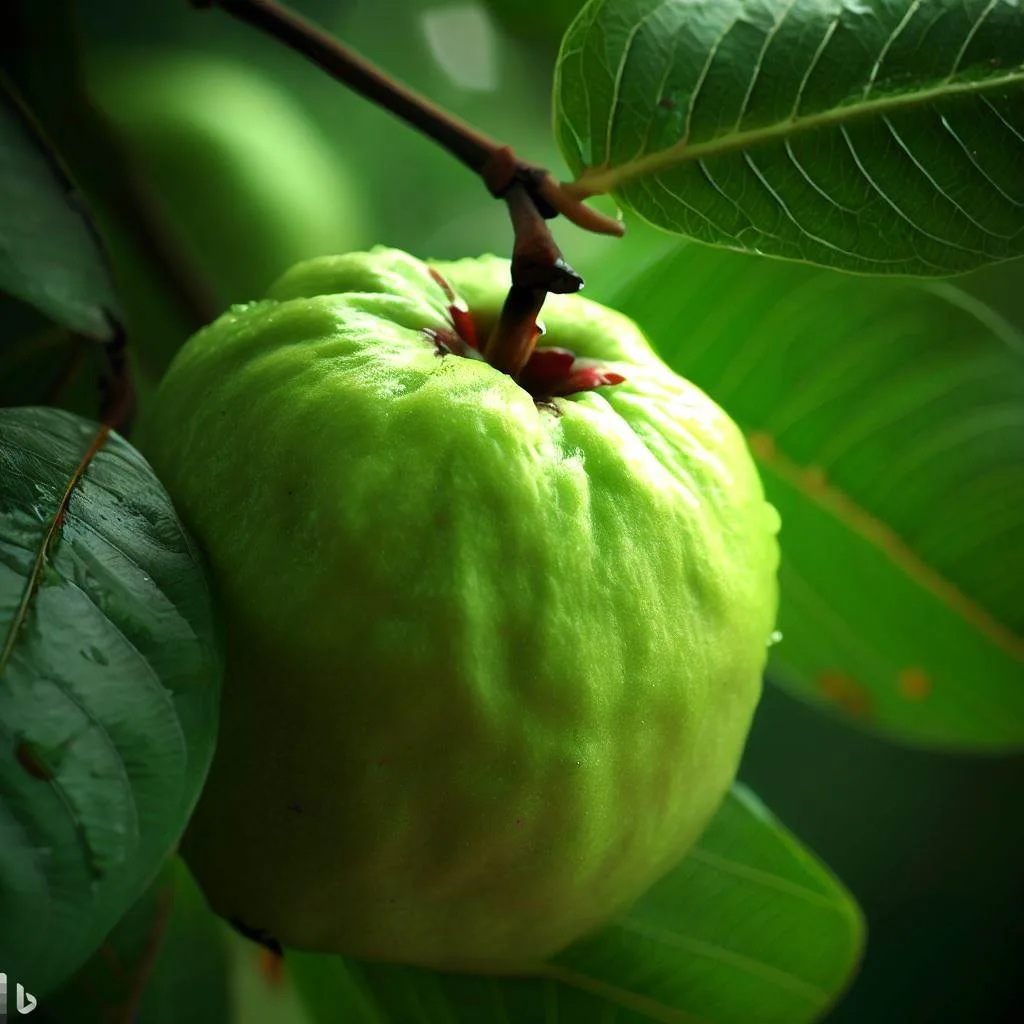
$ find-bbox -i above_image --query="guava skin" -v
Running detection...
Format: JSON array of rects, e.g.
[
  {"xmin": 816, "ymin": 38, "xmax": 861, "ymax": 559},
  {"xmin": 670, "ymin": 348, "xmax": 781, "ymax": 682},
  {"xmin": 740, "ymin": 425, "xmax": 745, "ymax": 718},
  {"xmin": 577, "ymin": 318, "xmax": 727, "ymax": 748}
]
[{"xmin": 144, "ymin": 247, "xmax": 781, "ymax": 972}]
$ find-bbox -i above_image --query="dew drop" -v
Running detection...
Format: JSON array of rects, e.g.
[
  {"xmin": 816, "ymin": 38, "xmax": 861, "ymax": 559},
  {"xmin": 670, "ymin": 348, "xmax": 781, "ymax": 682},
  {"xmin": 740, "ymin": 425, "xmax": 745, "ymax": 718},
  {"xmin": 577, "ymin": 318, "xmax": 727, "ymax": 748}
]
[{"xmin": 766, "ymin": 630, "xmax": 783, "ymax": 648}]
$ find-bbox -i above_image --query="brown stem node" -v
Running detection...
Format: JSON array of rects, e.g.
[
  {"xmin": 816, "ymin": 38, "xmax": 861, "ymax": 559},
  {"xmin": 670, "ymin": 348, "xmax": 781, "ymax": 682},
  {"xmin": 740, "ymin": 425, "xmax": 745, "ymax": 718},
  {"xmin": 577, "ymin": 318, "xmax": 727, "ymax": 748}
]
[{"xmin": 194, "ymin": 0, "xmax": 624, "ymax": 386}]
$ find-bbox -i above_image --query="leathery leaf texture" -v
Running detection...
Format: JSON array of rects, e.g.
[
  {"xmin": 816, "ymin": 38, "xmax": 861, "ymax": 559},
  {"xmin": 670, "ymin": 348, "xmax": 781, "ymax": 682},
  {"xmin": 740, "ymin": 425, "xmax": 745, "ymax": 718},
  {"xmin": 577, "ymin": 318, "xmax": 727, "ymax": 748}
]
[{"xmin": 142, "ymin": 247, "xmax": 781, "ymax": 971}]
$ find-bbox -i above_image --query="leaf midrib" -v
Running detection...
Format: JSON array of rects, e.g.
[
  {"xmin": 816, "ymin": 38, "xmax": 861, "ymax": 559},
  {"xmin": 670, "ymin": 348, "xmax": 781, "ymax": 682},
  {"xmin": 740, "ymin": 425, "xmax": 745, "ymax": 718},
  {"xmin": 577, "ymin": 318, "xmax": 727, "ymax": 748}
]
[
  {"xmin": 568, "ymin": 68, "xmax": 1024, "ymax": 198},
  {"xmin": 749, "ymin": 431, "xmax": 1024, "ymax": 662},
  {"xmin": 0, "ymin": 424, "xmax": 110, "ymax": 677}
]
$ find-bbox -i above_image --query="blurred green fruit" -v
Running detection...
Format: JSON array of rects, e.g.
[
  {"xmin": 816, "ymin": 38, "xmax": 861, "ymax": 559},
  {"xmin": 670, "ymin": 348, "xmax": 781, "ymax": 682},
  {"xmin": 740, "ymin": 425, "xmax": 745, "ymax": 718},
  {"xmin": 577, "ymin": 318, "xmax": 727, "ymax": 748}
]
[
  {"xmin": 90, "ymin": 51, "xmax": 367, "ymax": 307},
  {"xmin": 144, "ymin": 247, "xmax": 780, "ymax": 971}
]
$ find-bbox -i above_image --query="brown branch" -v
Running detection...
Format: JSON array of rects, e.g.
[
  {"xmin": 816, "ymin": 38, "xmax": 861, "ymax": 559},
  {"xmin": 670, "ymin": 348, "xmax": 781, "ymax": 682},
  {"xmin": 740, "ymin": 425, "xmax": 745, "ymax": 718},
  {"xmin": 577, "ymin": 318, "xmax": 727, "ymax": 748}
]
[
  {"xmin": 116, "ymin": 881, "xmax": 175, "ymax": 1024},
  {"xmin": 102, "ymin": 154, "xmax": 220, "ymax": 333},
  {"xmin": 0, "ymin": 324, "xmax": 73, "ymax": 379},
  {"xmin": 193, "ymin": 0, "xmax": 500, "ymax": 175},
  {"xmin": 99, "ymin": 312, "xmax": 135, "ymax": 436},
  {"xmin": 44, "ymin": 334, "xmax": 92, "ymax": 406},
  {"xmin": 192, "ymin": 0, "xmax": 624, "ymax": 378}
]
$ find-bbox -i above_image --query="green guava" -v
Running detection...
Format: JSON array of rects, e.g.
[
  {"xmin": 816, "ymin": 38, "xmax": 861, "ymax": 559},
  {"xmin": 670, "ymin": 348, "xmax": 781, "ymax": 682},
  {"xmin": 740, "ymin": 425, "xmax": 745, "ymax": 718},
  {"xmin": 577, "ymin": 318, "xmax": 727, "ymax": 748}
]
[
  {"xmin": 91, "ymin": 52, "xmax": 367, "ymax": 307},
  {"xmin": 143, "ymin": 247, "xmax": 780, "ymax": 972}
]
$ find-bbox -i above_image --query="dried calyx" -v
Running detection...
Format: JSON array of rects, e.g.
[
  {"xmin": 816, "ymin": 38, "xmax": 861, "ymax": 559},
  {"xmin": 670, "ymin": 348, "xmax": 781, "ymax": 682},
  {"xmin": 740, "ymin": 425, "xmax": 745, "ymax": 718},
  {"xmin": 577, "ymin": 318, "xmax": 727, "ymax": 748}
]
[{"xmin": 426, "ymin": 270, "xmax": 626, "ymax": 401}]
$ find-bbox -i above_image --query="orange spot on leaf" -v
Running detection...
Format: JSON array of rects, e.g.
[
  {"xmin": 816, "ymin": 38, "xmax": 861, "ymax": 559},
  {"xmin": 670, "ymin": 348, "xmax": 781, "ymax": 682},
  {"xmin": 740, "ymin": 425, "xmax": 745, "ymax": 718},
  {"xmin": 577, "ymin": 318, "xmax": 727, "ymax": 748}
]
[
  {"xmin": 747, "ymin": 431, "xmax": 776, "ymax": 461},
  {"xmin": 15, "ymin": 741, "xmax": 53, "ymax": 781},
  {"xmin": 818, "ymin": 671, "xmax": 872, "ymax": 718},
  {"xmin": 898, "ymin": 667, "xmax": 932, "ymax": 701}
]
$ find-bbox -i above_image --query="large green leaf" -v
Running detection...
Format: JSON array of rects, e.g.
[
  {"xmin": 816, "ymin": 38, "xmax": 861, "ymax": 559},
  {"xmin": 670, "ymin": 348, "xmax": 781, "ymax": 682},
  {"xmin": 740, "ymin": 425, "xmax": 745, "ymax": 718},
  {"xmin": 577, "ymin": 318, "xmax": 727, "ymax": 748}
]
[
  {"xmin": 960, "ymin": 254, "xmax": 1024, "ymax": 329},
  {"xmin": 0, "ymin": 407, "xmax": 222, "ymax": 996},
  {"xmin": 38, "ymin": 858, "xmax": 231, "ymax": 1024},
  {"xmin": 554, "ymin": 0, "xmax": 1024, "ymax": 275},
  {"xmin": 0, "ymin": 75, "xmax": 120, "ymax": 338},
  {"xmin": 289, "ymin": 784, "xmax": 863, "ymax": 1024},
  {"xmin": 608, "ymin": 242, "xmax": 1024, "ymax": 749}
]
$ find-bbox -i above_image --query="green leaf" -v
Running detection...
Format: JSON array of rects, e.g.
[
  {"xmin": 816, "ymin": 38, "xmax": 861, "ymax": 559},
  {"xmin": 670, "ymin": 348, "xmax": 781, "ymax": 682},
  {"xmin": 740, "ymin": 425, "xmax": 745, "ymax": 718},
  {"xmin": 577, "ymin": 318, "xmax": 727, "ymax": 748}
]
[
  {"xmin": 0, "ymin": 75, "xmax": 120, "ymax": 338},
  {"xmin": 230, "ymin": 929, "xmax": 314, "ymax": 1024},
  {"xmin": 609, "ymin": 242, "xmax": 1024, "ymax": 750},
  {"xmin": 38, "ymin": 858, "xmax": 231, "ymax": 1024},
  {"xmin": 289, "ymin": 784, "xmax": 863, "ymax": 1024},
  {"xmin": 554, "ymin": 0, "xmax": 1024, "ymax": 275},
  {"xmin": 0, "ymin": 406, "xmax": 222, "ymax": 996},
  {"xmin": 960, "ymin": 254, "xmax": 1024, "ymax": 329}
]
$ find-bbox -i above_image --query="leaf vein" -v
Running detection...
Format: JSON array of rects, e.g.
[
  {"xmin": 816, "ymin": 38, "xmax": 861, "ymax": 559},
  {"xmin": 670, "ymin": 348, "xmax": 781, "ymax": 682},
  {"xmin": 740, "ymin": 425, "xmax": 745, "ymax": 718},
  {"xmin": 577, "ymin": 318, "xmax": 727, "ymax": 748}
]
[
  {"xmin": 949, "ymin": 0, "xmax": 1000, "ymax": 79},
  {"xmin": 680, "ymin": 10, "xmax": 742, "ymax": 148},
  {"xmin": 571, "ymin": 68, "xmax": 1024, "ymax": 200},
  {"xmin": 880, "ymin": 113, "xmax": 1015, "ymax": 241},
  {"xmin": 782, "ymin": 138, "xmax": 860, "ymax": 214},
  {"xmin": 614, "ymin": 919, "xmax": 827, "ymax": 1003},
  {"xmin": 863, "ymin": 0, "xmax": 923, "ymax": 101},
  {"xmin": 838, "ymin": 125, "xmax": 977, "ymax": 265},
  {"xmin": 938, "ymin": 112, "xmax": 1024, "ymax": 207},
  {"xmin": 742, "ymin": 151, "xmax": 866, "ymax": 261},
  {"xmin": 685, "ymin": 846, "xmax": 846, "ymax": 909},
  {"xmin": 603, "ymin": 10, "xmax": 653, "ymax": 167},
  {"xmin": 734, "ymin": 0, "xmax": 800, "ymax": 132},
  {"xmin": 790, "ymin": 7, "xmax": 843, "ymax": 119},
  {"xmin": 979, "ymin": 94, "xmax": 1024, "ymax": 143}
]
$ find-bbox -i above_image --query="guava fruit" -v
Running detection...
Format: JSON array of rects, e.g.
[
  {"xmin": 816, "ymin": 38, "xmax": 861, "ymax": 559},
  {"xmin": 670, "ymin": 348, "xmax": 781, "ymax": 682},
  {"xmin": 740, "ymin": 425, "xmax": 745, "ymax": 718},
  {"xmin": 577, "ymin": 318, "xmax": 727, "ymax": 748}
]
[
  {"xmin": 90, "ymin": 52, "xmax": 367, "ymax": 307},
  {"xmin": 143, "ymin": 247, "xmax": 780, "ymax": 972}
]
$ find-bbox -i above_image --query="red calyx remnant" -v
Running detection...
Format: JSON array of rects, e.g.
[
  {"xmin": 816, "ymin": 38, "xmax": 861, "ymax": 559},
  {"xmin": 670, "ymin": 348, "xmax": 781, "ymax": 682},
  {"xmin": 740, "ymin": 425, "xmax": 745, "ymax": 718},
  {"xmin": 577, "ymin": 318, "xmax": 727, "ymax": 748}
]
[
  {"xmin": 518, "ymin": 347, "xmax": 626, "ymax": 398},
  {"xmin": 426, "ymin": 269, "xmax": 626, "ymax": 401}
]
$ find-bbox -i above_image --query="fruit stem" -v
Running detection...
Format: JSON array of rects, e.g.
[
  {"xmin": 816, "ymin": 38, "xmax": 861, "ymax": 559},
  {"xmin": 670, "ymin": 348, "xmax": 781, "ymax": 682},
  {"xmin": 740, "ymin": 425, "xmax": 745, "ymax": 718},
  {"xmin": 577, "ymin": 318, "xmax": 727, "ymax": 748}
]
[
  {"xmin": 192, "ymin": 0, "xmax": 624, "ymax": 380},
  {"xmin": 485, "ymin": 182, "xmax": 582, "ymax": 376}
]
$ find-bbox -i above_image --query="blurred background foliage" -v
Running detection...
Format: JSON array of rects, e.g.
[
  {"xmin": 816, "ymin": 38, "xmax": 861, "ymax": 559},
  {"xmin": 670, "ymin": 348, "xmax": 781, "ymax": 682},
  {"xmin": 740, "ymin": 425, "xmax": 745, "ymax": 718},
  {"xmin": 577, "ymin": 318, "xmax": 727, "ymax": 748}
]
[{"xmin": 4, "ymin": 0, "xmax": 1022, "ymax": 1020}]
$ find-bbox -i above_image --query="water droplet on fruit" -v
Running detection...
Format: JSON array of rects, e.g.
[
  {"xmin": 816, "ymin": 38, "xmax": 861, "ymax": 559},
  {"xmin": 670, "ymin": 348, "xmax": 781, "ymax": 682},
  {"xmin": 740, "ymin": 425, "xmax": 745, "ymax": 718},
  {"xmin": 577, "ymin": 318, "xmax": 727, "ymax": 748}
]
[{"xmin": 766, "ymin": 630, "xmax": 783, "ymax": 648}]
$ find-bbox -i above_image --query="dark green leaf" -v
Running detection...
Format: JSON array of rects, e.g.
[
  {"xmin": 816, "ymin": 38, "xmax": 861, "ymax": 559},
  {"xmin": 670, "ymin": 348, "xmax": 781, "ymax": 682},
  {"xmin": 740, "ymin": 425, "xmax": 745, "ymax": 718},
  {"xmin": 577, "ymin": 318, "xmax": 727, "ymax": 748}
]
[
  {"xmin": 0, "ymin": 76, "xmax": 120, "ymax": 338},
  {"xmin": 289, "ymin": 784, "xmax": 863, "ymax": 1024},
  {"xmin": 610, "ymin": 241, "xmax": 1024, "ymax": 749},
  {"xmin": 0, "ymin": 406, "xmax": 222, "ymax": 995},
  {"xmin": 959, "ymin": 254, "xmax": 1024, "ymax": 329},
  {"xmin": 0, "ymin": 296, "xmax": 103, "ymax": 415},
  {"xmin": 554, "ymin": 0, "xmax": 1024, "ymax": 275},
  {"xmin": 38, "ymin": 858, "xmax": 231, "ymax": 1024}
]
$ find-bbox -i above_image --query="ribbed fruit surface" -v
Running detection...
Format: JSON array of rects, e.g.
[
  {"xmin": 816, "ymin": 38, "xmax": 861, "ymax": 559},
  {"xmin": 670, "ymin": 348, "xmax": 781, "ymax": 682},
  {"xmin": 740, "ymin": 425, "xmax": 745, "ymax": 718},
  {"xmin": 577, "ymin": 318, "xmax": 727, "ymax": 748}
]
[{"xmin": 143, "ymin": 248, "xmax": 780, "ymax": 971}]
